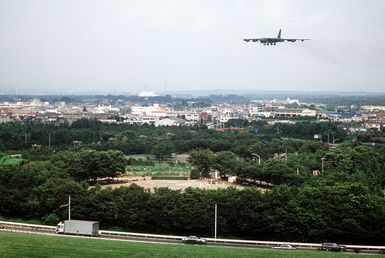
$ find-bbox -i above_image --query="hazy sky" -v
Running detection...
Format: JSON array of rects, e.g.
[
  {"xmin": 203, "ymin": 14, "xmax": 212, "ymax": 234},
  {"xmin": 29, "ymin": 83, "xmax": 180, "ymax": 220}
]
[{"xmin": 1, "ymin": 0, "xmax": 385, "ymax": 94}]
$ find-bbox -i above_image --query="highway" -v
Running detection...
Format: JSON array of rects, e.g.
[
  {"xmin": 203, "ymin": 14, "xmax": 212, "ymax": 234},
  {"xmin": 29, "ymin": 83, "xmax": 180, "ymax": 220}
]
[{"xmin": 1, "ymin": 220, "xmax": 384, "ymax": 254}]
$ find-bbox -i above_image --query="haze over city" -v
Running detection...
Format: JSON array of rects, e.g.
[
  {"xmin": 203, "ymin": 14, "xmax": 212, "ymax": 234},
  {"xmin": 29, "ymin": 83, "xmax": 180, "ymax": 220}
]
[{"xmin": 1, "ymin": 0, "xmax": 385, "ymax": 94}]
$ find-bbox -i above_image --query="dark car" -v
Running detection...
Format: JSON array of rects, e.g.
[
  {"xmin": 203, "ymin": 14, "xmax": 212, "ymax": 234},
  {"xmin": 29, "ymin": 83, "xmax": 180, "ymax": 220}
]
[{"xmin": 319, "ymin": 243, "xmax": 345, "ymax": 252}]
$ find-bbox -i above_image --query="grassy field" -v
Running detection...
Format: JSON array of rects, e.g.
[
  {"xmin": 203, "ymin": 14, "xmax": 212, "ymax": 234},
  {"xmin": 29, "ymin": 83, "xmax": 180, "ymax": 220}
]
[
  {"xmin": 0, "ymin": 231, "xmax": 376, "ymax": 258},
  {"xmin": 125, "ymin": 163, "xmax": 192, "ymax": 176},
  {"xmin": 0, "ymin": 156, "xmax": 23, "ymax": 166}
]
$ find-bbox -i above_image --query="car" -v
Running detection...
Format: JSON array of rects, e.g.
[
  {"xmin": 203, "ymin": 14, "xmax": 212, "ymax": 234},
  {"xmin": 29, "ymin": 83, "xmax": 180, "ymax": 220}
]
[
  {"xmin": 272, "ymin": 244, "xmax": 296, "ymax": 250},
  {"xmin": 319, "ymin": 243, "xmax": 345, "ymax": 252},
  {"xmin": 182, "ymin": 235, "xmax": 207, "ymax": 244}
]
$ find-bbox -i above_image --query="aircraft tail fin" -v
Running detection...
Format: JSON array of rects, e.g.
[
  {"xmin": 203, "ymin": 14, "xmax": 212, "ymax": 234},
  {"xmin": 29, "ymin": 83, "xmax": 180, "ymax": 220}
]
[{"xmin": 277, "ymin": 29, "xmax": 281, "ymax": 39}]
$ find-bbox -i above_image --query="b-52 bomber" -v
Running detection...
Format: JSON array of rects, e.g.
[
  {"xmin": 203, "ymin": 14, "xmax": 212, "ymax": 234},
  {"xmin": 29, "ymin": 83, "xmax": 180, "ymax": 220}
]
[{"xmin": 243, "ymin": 29, "xmax": 309, "ymax": 45}]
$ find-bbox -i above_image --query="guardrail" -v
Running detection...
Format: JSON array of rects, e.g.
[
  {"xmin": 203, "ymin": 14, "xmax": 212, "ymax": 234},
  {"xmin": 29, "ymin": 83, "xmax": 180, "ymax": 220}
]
[
  {"xmin": 100, "ymin": 230, "xmax": 183, "ymax": 241},
  {"xmin": 1, "ymin": 220, "xmax": 385, "ymax": 253},
  {"xmin": 0, "ymin": 220, "xmax": 56, "ymax": 231},
  {"xmin": 206, "ymin": 238, "xmax": 385, "ymax": 252},
  {"xmin": 207, "ymin": 237, "xmax": 321, "ymax": 249}
]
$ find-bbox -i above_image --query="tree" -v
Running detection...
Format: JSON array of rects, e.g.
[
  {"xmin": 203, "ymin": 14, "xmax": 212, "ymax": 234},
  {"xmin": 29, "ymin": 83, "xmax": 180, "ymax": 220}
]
[
  {"xmin": 151, "ymin": 141, "xmax": 174, "ymax": 160},
  {"xmin": 188, "ymin": 149, "xmax": 215, "ymax": 178},
  {"xmin": 113, "ymin": 184, "xmax": 150, "ymax": 229},
  {"xmin": 213, "ymin": 151, "xmax": 238, "ymax": 177},
  {"xmin": 249, "ymin": 158, "xmax": 298, "ymax": 185},
  {"xmin": 79, "ymin": 149, "xmax": 124, "ymax": 181},
  {"xmin": 225, "ymin": 119, "xmax": 249, "ymax": 128},
  {"xmin": 50, "ymin": 151, "xmax": 87, "ymax": 181}
]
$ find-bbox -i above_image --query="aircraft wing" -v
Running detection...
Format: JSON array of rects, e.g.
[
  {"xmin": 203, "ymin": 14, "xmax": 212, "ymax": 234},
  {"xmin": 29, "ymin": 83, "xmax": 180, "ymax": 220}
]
[
  {"xmin": 282, "ymin": 38, "xmax": 310, "ymax": 42},
  {"xmin": 243, "ymin": 38, "xmax": 260, "ymax": 42}
]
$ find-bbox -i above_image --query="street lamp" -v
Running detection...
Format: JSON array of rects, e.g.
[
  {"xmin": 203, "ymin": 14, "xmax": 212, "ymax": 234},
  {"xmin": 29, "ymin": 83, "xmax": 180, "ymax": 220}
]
[
  {"xmin": 321, "ymin": 157, "xmax": 326, "ymax": 173},
  {"xmin": 252, "ymin": 153, "xmax": 261, "ymax": 165},
  {"xmin": 60, "ymin": 195, "xmax": 71, "ymax": 221},
  {"xmin": 331, "ymin": 133, "xmax": 339, "ymax": 148}
]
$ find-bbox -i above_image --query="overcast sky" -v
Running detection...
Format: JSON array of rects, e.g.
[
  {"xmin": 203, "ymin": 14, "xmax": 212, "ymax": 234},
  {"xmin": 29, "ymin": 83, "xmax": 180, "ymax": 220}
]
[{"xmin": 1, "ymin": 0, "xmax": 385, "ymax": 94}]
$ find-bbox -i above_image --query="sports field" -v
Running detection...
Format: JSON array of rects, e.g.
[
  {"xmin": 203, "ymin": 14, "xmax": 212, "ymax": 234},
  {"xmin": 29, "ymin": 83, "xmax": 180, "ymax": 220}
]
[
  {"xmin": 125, "ymin": 163, "xmax": 192, "ymax": 176},
  {"xmin": 0, "ymin": 156, "xmax": 23, "ymax": 166},
  {"xmin": 0, "ymin": 232, "xmax": 375, "ymax": 258}
]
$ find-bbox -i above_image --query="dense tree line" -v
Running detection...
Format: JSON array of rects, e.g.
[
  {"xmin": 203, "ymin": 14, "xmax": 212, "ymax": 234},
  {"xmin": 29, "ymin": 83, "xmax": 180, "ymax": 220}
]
[
  {"xmin": 50, "ymin": 149, "xmax": 126, "ymax": 182},
  {"xmin": 1, "ymin": 142, "xmax": 385, "ymax": 244},
  {"xmin": 1, "ymin": 120, "xmax": 385, "ymax": 244},
  {"xmin": 0, "ymin": 164, "xmax": 384, "ymax": 244},
  {"xmin": 0, "ymin": 119, "xmax": 351, "ymax": 155},
  {"xmin": 189, "ymin": 142, "xmax": 385, "ymax": 187}
]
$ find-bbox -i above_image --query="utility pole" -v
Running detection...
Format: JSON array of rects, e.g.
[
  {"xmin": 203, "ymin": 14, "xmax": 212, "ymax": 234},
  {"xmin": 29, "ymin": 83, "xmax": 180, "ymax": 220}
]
[
  {"xmin": 24, "ymin": 132, "xmax": 27, "ymax": 144},
  {"xmin": 48, "ymin": 133, "xmax": 51, "ymax": 150},
  {"xmin": 68, "ymin": 195, "xmax": 71, "ymax": 220},
  {"xmin": 60, "ymin": 195, "xmax": 71, "ymax": 221},
  {"xmin": 214, "ymin": 203, "xmax": 217, "ymax": 239}
]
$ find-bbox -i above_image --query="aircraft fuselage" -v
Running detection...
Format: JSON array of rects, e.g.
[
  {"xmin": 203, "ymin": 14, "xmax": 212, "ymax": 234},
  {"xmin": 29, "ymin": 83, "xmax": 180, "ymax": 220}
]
[{"xmin": 259, "ymin": 38, "xmax": 283, "ymax": 45}]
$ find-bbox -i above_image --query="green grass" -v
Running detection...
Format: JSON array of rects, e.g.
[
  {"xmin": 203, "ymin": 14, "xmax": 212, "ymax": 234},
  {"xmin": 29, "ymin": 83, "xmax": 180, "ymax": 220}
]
[
  {"xmin": 0, "ymin": 156, "xmax": 23, "ymax": 166},
  {"xmin": 126, "ymin": 163, "xmax": 192, "ymax": 176},
  {"xmin": 0, "ymin": 231, "xmax": 376, "ymax": 258}
]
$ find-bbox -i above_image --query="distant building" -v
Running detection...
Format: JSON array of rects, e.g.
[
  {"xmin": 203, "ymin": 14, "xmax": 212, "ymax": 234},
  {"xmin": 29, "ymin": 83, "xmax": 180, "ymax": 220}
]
[
  {"xmin": 99, "ymin": 119, "xmax": 118, "ymax": 125},
  {"xmin": 0, "ymin": 116, "xmax": 11, "ymax": 123},
  {"xmin": 250, "ymin": 105, "xmax": 271, "ymax": 118},
  {"xmin": 131, "ymin": 104, "xmax": 167, "ymax": 117},
  {"xmin": 138, "ymin": 91, "xmax": 157, "ymax": 97},
  {"xmin": 328, "ymin": 112, "xmax": 363, "ymax": 122},
  {"xmin": 155, "ymin": 117, "xmax": 187, "ymax": 127},
  {"xmin": 361, "ymin": 105, "xmax": 385, "ymax": 112},
  {"xmin": 272, "ymin": 108, "xmax": 317, "ymax": 118}
]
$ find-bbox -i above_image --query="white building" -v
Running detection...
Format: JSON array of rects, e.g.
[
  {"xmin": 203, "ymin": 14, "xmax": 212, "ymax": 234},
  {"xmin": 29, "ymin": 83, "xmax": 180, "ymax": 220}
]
[
  {"xmin": 155, "ymin": 117, "xmax": 187, "ymax": 127},
  {"xmin": 138, "ymin": 91, "xmax": 157, "ymax": 97},
  {"xmin": 272, "ymin": 108, "xmax": 317, "ymax": 117},
  {"xmin": 250, "ymin": 105, "xmax": 271, "ymax": 118},
  {"xmin": 131, "ymin": 104, "xmax": 167, "ymax": 117}
]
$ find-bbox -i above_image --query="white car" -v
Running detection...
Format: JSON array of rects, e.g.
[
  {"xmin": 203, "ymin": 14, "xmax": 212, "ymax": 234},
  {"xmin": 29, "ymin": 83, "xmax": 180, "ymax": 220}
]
[
  {"xmin": 182, "ymin": 236, "xmax": 207, "ymax": 244},
  {"xmin": 272, "ymin": 244, "xmax": 296, "ymax": 250}
]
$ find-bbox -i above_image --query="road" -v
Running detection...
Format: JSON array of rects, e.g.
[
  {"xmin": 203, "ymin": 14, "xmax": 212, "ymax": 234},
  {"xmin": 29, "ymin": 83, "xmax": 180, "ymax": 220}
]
[{"xmin": 1, "ymin": 220, "xmax": 384, "ymax": 254}]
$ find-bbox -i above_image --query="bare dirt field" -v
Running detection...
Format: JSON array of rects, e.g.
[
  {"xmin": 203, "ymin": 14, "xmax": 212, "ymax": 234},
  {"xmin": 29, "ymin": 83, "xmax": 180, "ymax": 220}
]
[{"xmin": 99, "ymin": 176, "xmax": 244, "ymax": 191}]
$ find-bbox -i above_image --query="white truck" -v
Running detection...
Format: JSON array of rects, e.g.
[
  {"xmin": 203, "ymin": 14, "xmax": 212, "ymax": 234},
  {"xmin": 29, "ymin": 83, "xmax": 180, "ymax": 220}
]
[{"xmin": 56, "ymin": 220, "xmax": 99, "ymax": 236}]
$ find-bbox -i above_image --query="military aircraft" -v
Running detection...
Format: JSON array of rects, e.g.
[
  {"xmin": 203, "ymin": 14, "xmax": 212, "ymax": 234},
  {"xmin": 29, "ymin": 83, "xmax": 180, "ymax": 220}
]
[{"xmin": 243, "ymin": 29, "xmax": 309, "ymax": 45}]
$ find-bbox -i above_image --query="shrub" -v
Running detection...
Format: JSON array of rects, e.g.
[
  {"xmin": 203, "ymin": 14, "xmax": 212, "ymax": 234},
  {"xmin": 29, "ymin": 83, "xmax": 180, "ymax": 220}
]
[{"xmin": 190, "ymin": 168, "xmax": 200, "ymax": 179}]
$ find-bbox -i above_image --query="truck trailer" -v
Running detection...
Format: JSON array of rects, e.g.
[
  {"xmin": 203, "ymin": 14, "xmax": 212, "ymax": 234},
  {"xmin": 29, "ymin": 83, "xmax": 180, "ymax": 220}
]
[{"xmin": 56, "ymin": 220, "xmax": 99, "ymax": 236}]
